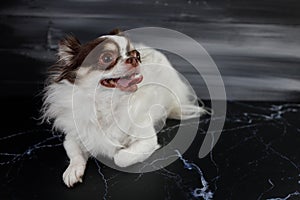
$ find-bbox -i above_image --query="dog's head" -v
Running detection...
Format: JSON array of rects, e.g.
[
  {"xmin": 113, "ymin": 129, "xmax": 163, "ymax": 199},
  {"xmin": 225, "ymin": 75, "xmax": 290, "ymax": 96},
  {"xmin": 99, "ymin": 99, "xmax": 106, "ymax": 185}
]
[{"xmin": 51, "ymin": 30, "xmax": 143, "ymax": 92}]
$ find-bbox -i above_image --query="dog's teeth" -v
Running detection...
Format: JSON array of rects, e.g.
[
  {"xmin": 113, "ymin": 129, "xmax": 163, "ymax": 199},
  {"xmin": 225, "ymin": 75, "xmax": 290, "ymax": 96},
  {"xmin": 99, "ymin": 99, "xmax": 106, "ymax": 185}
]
[{"xmin": 109, "ymin": 79, "xmax": 115, "ymax": 84}]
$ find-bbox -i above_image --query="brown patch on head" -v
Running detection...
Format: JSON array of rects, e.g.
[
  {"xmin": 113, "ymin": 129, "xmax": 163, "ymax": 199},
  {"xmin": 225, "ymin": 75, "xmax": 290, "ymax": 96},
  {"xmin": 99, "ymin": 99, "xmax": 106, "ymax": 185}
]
[
  {"xmin": 57, "ymin": 35, "xmax": 81, "ymax": 65},
  {"xmin": 50, "ymin": 36, "xmax": 106, "ymax": 83},
  {"xmin": 49, "ymin": 31, "xmax": 136, "ymax": 84},
  {"xmin": 90, "ymin": 39, "xmax": 121, "ymax": 71},
  {"xmin": 108, "ymin": 28, "xmax": 124, "ymax": 36}
]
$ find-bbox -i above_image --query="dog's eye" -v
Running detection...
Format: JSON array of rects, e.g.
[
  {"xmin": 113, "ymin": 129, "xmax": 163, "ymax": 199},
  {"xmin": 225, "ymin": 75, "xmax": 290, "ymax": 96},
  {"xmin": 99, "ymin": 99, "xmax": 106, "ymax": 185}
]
[{"xmin": 99, "ymin": 52, "xmax": 115, "ymax": 66}]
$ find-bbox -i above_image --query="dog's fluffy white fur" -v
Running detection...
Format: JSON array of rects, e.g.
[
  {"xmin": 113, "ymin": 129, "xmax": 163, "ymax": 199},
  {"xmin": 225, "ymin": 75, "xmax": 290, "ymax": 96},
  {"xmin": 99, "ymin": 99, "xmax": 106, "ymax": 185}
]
[{"xmin": 42, "ymin": 34, "xmax": 204, "ymax": 187}]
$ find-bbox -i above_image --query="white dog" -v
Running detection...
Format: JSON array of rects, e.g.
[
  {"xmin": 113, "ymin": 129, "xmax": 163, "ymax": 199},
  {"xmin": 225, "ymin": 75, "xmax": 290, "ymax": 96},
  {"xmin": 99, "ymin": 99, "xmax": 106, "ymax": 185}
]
[{"xmin": 42, "ymin": 30, "xmax": 204, "ymax": 187}]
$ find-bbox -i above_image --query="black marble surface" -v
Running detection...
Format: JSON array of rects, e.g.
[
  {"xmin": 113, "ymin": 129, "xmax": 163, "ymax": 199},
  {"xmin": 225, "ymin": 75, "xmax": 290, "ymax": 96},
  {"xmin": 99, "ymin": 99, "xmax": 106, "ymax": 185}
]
[
  {"xmin": 0, "ymin": 98, "xmax": 300, "ymax": 200},
  {"xmin": 1, "ymin": 0, "xmax": 300, "ymax": 199}
]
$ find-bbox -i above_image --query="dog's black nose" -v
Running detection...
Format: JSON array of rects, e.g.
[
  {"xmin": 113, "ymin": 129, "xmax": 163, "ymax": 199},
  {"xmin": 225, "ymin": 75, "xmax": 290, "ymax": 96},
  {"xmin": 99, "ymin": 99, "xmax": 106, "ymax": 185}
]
[{"xmin": 125, "ymin": 57, "xmax": 139, "ymax": 68}]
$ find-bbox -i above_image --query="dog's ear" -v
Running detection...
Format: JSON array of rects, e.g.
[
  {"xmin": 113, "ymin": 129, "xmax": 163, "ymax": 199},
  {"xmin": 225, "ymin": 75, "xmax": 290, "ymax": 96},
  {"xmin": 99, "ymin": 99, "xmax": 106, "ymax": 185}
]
[
  {"xmin": 108, "ymin": 28, "xmax": 124, "ymax": 36},
  {"xmin": 58, "ymin": 35, "xmax": 81, "ymax": 66}
]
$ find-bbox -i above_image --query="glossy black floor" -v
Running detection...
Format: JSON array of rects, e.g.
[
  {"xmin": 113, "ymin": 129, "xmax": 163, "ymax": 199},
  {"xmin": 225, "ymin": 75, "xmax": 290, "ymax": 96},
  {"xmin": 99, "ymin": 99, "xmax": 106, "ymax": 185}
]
[
  {"xmin": 1, "ymin": 0, "xmax": 300, "ymax": 199},
  {"xmin": 0, "ymin": 96, "xmax": 299, "ymax": 200}
]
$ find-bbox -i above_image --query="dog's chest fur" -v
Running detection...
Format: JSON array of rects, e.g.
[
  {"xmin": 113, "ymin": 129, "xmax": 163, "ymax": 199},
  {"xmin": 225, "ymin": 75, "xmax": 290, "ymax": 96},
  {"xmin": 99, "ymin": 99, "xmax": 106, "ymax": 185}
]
[{"xmin": 75, "ymin": 89, "xmax": 136, "ymax": 156}]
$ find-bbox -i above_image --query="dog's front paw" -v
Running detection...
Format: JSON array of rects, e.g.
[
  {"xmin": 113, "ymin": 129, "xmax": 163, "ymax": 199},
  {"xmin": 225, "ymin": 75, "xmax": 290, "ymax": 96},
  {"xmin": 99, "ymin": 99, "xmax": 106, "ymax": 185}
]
[{"xmin": 63, "ymin": 162, "xmax": 86, "ymax": 187}]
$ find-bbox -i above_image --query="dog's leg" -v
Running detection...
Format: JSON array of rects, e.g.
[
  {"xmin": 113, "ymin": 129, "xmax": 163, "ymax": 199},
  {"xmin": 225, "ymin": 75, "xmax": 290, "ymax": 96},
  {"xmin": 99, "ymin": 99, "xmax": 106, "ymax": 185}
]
[
  {"xmin": 114, "ymin": 135, "xmax": 160, "ymax": 168},
  {"xmin": 63, "ymin": 136, "xmax": 89, "ymax": 187}
]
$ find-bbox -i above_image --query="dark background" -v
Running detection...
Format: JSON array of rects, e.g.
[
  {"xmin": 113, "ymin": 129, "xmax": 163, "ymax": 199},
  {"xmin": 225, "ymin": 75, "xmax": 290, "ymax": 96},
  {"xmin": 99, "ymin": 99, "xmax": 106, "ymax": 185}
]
[
  {"xmin": 0, "ymin": 1, "xmax": 300, "ymax": 200},
  {"xmin": 0, "ymin": 0, "xmax": 299, "ymax": 100}
]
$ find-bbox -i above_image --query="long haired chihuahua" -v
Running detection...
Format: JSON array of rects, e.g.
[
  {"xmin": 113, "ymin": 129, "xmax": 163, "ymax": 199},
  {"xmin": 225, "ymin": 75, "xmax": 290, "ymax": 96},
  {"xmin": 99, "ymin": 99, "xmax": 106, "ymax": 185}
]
[{"xmin": 42, "ymin": 30, "xmax": 204, "ymax": 187}]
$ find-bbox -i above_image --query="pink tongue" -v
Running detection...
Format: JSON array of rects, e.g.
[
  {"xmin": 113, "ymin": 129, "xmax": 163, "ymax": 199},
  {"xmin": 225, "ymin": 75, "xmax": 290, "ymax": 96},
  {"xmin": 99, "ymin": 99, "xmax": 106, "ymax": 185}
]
[{"xmin": 117, "ymin": 78, "xmax": 132, "ymax": 88}]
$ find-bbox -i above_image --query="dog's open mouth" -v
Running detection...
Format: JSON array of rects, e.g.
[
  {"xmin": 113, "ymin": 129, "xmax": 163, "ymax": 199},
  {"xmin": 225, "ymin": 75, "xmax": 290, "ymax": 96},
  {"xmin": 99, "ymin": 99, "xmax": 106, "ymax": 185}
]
[{"xmin": 100, "ymin": 73, "xmax": 143, "ymax": 92}]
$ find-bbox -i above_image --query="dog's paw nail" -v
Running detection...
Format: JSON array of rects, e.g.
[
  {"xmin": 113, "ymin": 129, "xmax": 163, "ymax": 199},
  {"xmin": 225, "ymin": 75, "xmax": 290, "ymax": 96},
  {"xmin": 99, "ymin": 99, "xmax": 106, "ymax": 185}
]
[{"xmin": 63, "ymin": 163, "xmax": 86, "ymax": 187}]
